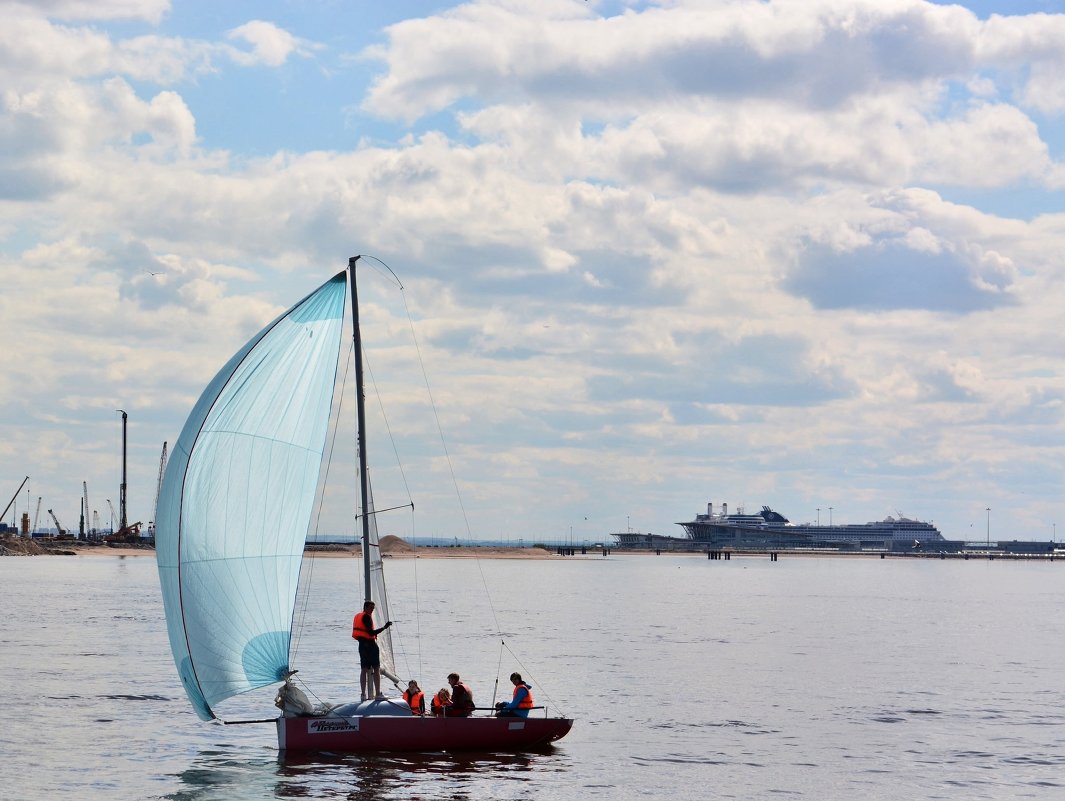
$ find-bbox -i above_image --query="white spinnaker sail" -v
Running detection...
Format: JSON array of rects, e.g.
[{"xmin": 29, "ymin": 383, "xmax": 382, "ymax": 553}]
[{"xmin": 156, "ymin": 273, "xmax": 346, "ymax": 720}]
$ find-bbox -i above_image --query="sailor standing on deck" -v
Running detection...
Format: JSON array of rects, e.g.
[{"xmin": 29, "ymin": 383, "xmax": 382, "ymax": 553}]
[{"xmin": 352, "ymin": 600, "xmax": 392, "ymax": 700}]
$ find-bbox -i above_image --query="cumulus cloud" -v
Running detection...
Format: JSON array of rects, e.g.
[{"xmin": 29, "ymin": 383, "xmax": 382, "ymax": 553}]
[
  {"xmin": 789, "ymin": 238, "xmax": 1014, "ymax": 313},
  {"xmin": 367, "ymin": 1, "xmax": 1065, "ymax": 196},
  {"xmin": 4, "ymin": 0, "xmax": 171, "ymax": 23},
  {"xmin": 4, "ymin": 0, "xmax": 1065, "ymax": 540},
  {"xmin": 227, "ymin": 20, "xmax": 315, "ymax": 67},
  {"xmin": 0, "ymin": 9, "xmax": 312, "ymax": 86},
  {"xmin": 363, "ymin": 0, "xmax": 983, "ymax": 121}
]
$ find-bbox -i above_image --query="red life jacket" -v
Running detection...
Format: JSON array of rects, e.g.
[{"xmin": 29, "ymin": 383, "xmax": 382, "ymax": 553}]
[
  {"xmin": 450, "ymin": 682, "xmax": 474, "ymax": 715},
  {"xmin": 403, "ymin": 690, "xmax": 425, "ymax": 714},
  {"xmin": 513, "ymin": 682, "xmax": 534, "ymax": 709},
  {"xmin": 352, "ymin": 611, "xmax": 375, "ymax": 640}
]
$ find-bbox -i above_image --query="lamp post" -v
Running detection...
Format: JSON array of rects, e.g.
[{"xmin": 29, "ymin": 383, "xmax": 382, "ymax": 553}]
[
  {"xmin": 829, "ymin": 506, "xmax": 833, "ymax": 526},
  {"xmin": 817, "ymin": 507, "xmax": 821, "ymax": 525},
  {"xmin": 986, "ymin": 507, "xmax": 990, "ymax": 549}
]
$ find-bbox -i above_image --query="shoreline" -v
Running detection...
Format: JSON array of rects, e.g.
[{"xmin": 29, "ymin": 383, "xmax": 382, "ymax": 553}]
[
  {"xmin": 0, "ymin": 537, "xmax": 568, "ymax": 560},
  {"xmin": 5, "ymin": 536, "xmax": 1059, "ymax": 561}
]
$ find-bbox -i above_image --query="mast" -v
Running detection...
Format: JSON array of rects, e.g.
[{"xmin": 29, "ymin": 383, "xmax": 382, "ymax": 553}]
[
  {"xmin": 117, "ymin": 410, "xmax": 128, "ymax": 531},
  {"xmin": 348, "ymin": 256, "xmax": 373, "ymax": 601}
]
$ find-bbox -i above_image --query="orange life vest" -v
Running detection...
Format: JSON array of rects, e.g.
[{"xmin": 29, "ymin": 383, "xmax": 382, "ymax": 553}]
[
  {"xmin": 431, "ymin": 695, "xmax": 450, "ymax": 716},
  {"xmin": 513, "ymin": 682, "xmax": 534, "ymax": 709},
  {"xmin": 352, "ymin": 610, "xmax": 375, "ymax": 640},
  {"xmin": 403, "ymin": 690, "xmax": 425, "ymax": 714}
]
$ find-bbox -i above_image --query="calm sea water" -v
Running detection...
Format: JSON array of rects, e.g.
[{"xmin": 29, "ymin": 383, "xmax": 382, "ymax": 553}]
[{"xmin": 1, "ymin": 552, "xmax": 1064, "ymax": 800}]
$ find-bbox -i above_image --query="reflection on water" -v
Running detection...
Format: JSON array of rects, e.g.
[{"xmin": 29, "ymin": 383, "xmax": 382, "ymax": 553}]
[
  {"xmin": 166, "ymin": 750, "xmax": 282, "ymax": 801},
  {"xmin": 166, "ymin": 745, "xmax": 570, "ymax": 801}
]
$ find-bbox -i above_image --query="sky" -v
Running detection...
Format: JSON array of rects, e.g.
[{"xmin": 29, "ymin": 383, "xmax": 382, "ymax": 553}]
[{"xmin": 3, "ymin": 0, "xmax": 1065, "ymax": 545}]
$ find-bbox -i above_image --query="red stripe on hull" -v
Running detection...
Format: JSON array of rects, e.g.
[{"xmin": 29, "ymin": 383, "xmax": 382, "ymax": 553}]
[{"xmin": 278, "ymin": 715, "xmax": 573, "ymax": 753}]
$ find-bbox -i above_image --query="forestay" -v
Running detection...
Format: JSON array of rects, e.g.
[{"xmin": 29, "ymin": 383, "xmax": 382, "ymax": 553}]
[{"xmin": 156, "ymin": 273, "xmax": 347, "ymax": 720}]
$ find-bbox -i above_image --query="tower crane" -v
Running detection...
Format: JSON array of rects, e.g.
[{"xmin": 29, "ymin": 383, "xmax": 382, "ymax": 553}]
[
  {"xmin": 79, "ymin": 482, "xmax": 88, "ymax": 538},
  {"xmin": 83, "ymin": 481, "xmax": 91, "ymax": 537}
]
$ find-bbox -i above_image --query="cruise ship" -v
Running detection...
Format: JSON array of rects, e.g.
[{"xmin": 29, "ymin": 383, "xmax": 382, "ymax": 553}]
[{"xmin": 676, "ymin": 501, "xmax": 947, "ymax": 552}]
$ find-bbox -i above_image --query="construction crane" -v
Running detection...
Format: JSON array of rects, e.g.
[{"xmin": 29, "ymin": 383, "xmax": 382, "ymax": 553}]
[
  {"xmin": 106, "ymin": 499, "xmax": 116, "ymax": 534},
  {"xmin": 117, "ymin": 410, "xmax": 128, "ymax": 532},
  {"xmin": 150, "ymin": 441, "xmax": 168, "ymax": 539},
  {"xmin": 83, "ymin": 481, "xmax": 91, "ymax": 537},
  {"xmin": 32, "ymin": 496, "xmax": 41, "ymax": 536},
  {"xmin": 2, "ymin": 476, "xmax": 30, "ymax": 528},
  {"xmin": 47, "ymin": 508, "xmax": 68, "ymax": 538},
  {"xmin": 79, "ymin": 482, "xmax": 88, "ymax": 538},
  {"xmin": 104, "ymin": 519, "xmax": 142, "ymax": 544}
]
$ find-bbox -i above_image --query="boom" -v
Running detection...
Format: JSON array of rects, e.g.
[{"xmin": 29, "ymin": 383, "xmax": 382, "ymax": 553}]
[
  {"xmin": 2, "ymin": 476, "xmax": 29, "ymax": 523},
  {"xmin": 47, "ymin": 508, "xmax": 66, "ymax": 537}
]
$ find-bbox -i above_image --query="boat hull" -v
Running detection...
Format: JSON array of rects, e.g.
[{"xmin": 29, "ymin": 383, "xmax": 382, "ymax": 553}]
[{"xmin": 278, "ymin": 714, "xmax": 573, "ymax": 753}]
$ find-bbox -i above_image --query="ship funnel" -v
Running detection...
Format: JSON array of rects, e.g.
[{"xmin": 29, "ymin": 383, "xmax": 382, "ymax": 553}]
[
  {"xmin": 723, "ymin": 502, "xmax": 727, "ymax": 516},
  {"xmin": 707, "ymin": 501, "xmax": 712, "ymax": 516}
]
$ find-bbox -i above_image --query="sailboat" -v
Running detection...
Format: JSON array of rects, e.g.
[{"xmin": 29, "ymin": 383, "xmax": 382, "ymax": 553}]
[{"xmin": 155, "ymin": 257, "xmax": 573, "ymax": 753}]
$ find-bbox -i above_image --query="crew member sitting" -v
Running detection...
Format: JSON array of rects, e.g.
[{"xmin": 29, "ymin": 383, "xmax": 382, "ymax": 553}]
[
  {"xmin": 403, "ymin": 680, "xmax": 425, "ymax": 715},
  {"xmin": 447, "ymin": 672, "xmax": 475, "ymax": 717},
  {"xmin": 431, "ymin": 688, "xmax": 452, "ymax": 716},
  {"xmin": 495, "ymin": 672, "xmax": 534, "ymax": 718}
]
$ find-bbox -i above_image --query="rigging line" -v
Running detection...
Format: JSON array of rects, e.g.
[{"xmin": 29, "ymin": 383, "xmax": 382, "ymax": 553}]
[
  {"xmin": 363, "ymin": 345, "xmax": 415, "ymax": 506},
  {"xmin": 293, "ymin": 672, "xmax": 331, "ymax": 709},
  {"xmin": 291, "ymin": 339, "xmax": 354, "ymax": 663},
  {"xmin": 492, "ymin": 639, "xmax": 506, "ymax": 708},
  {"xmin": 501, "ymin": 640, "xmax": 565, "ymax": 717},
  {"xmin": 361, "ymin": 343, "xmax": 415, "ymax": 680},
  {"xmin": 355, "ymin": 502, "xmax": 414, "ymax": 519},
  {"xmin": 359, "ymin": 256, "xmax": 501, "ymax": 668},
  {"xmin": 395, "ymin": 283, "xmax": 504, "ymax": 639},
  {"xmin": 356, "ymin": 254, "xmax": 405, "ymax": 291},
  {"xmin": 411, "ymin": 503, "xmax": 422, "ymax": 682}
]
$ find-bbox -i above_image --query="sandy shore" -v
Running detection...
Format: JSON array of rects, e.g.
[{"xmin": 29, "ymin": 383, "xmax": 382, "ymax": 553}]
[{"xmin": 1, "ymin": 535, "xmax": 567, "ymax": 560}]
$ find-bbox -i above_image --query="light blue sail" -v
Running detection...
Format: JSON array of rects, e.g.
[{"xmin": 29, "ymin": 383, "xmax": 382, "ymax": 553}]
[{"xmin": 156, "ymin": 272, "xmax": 347, "ymax": 720}]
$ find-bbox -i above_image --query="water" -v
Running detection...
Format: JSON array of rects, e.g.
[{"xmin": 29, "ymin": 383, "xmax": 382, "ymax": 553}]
[{"xmin": 2, "ymin": 552, "xmax": 1064, "ymax": 800}]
